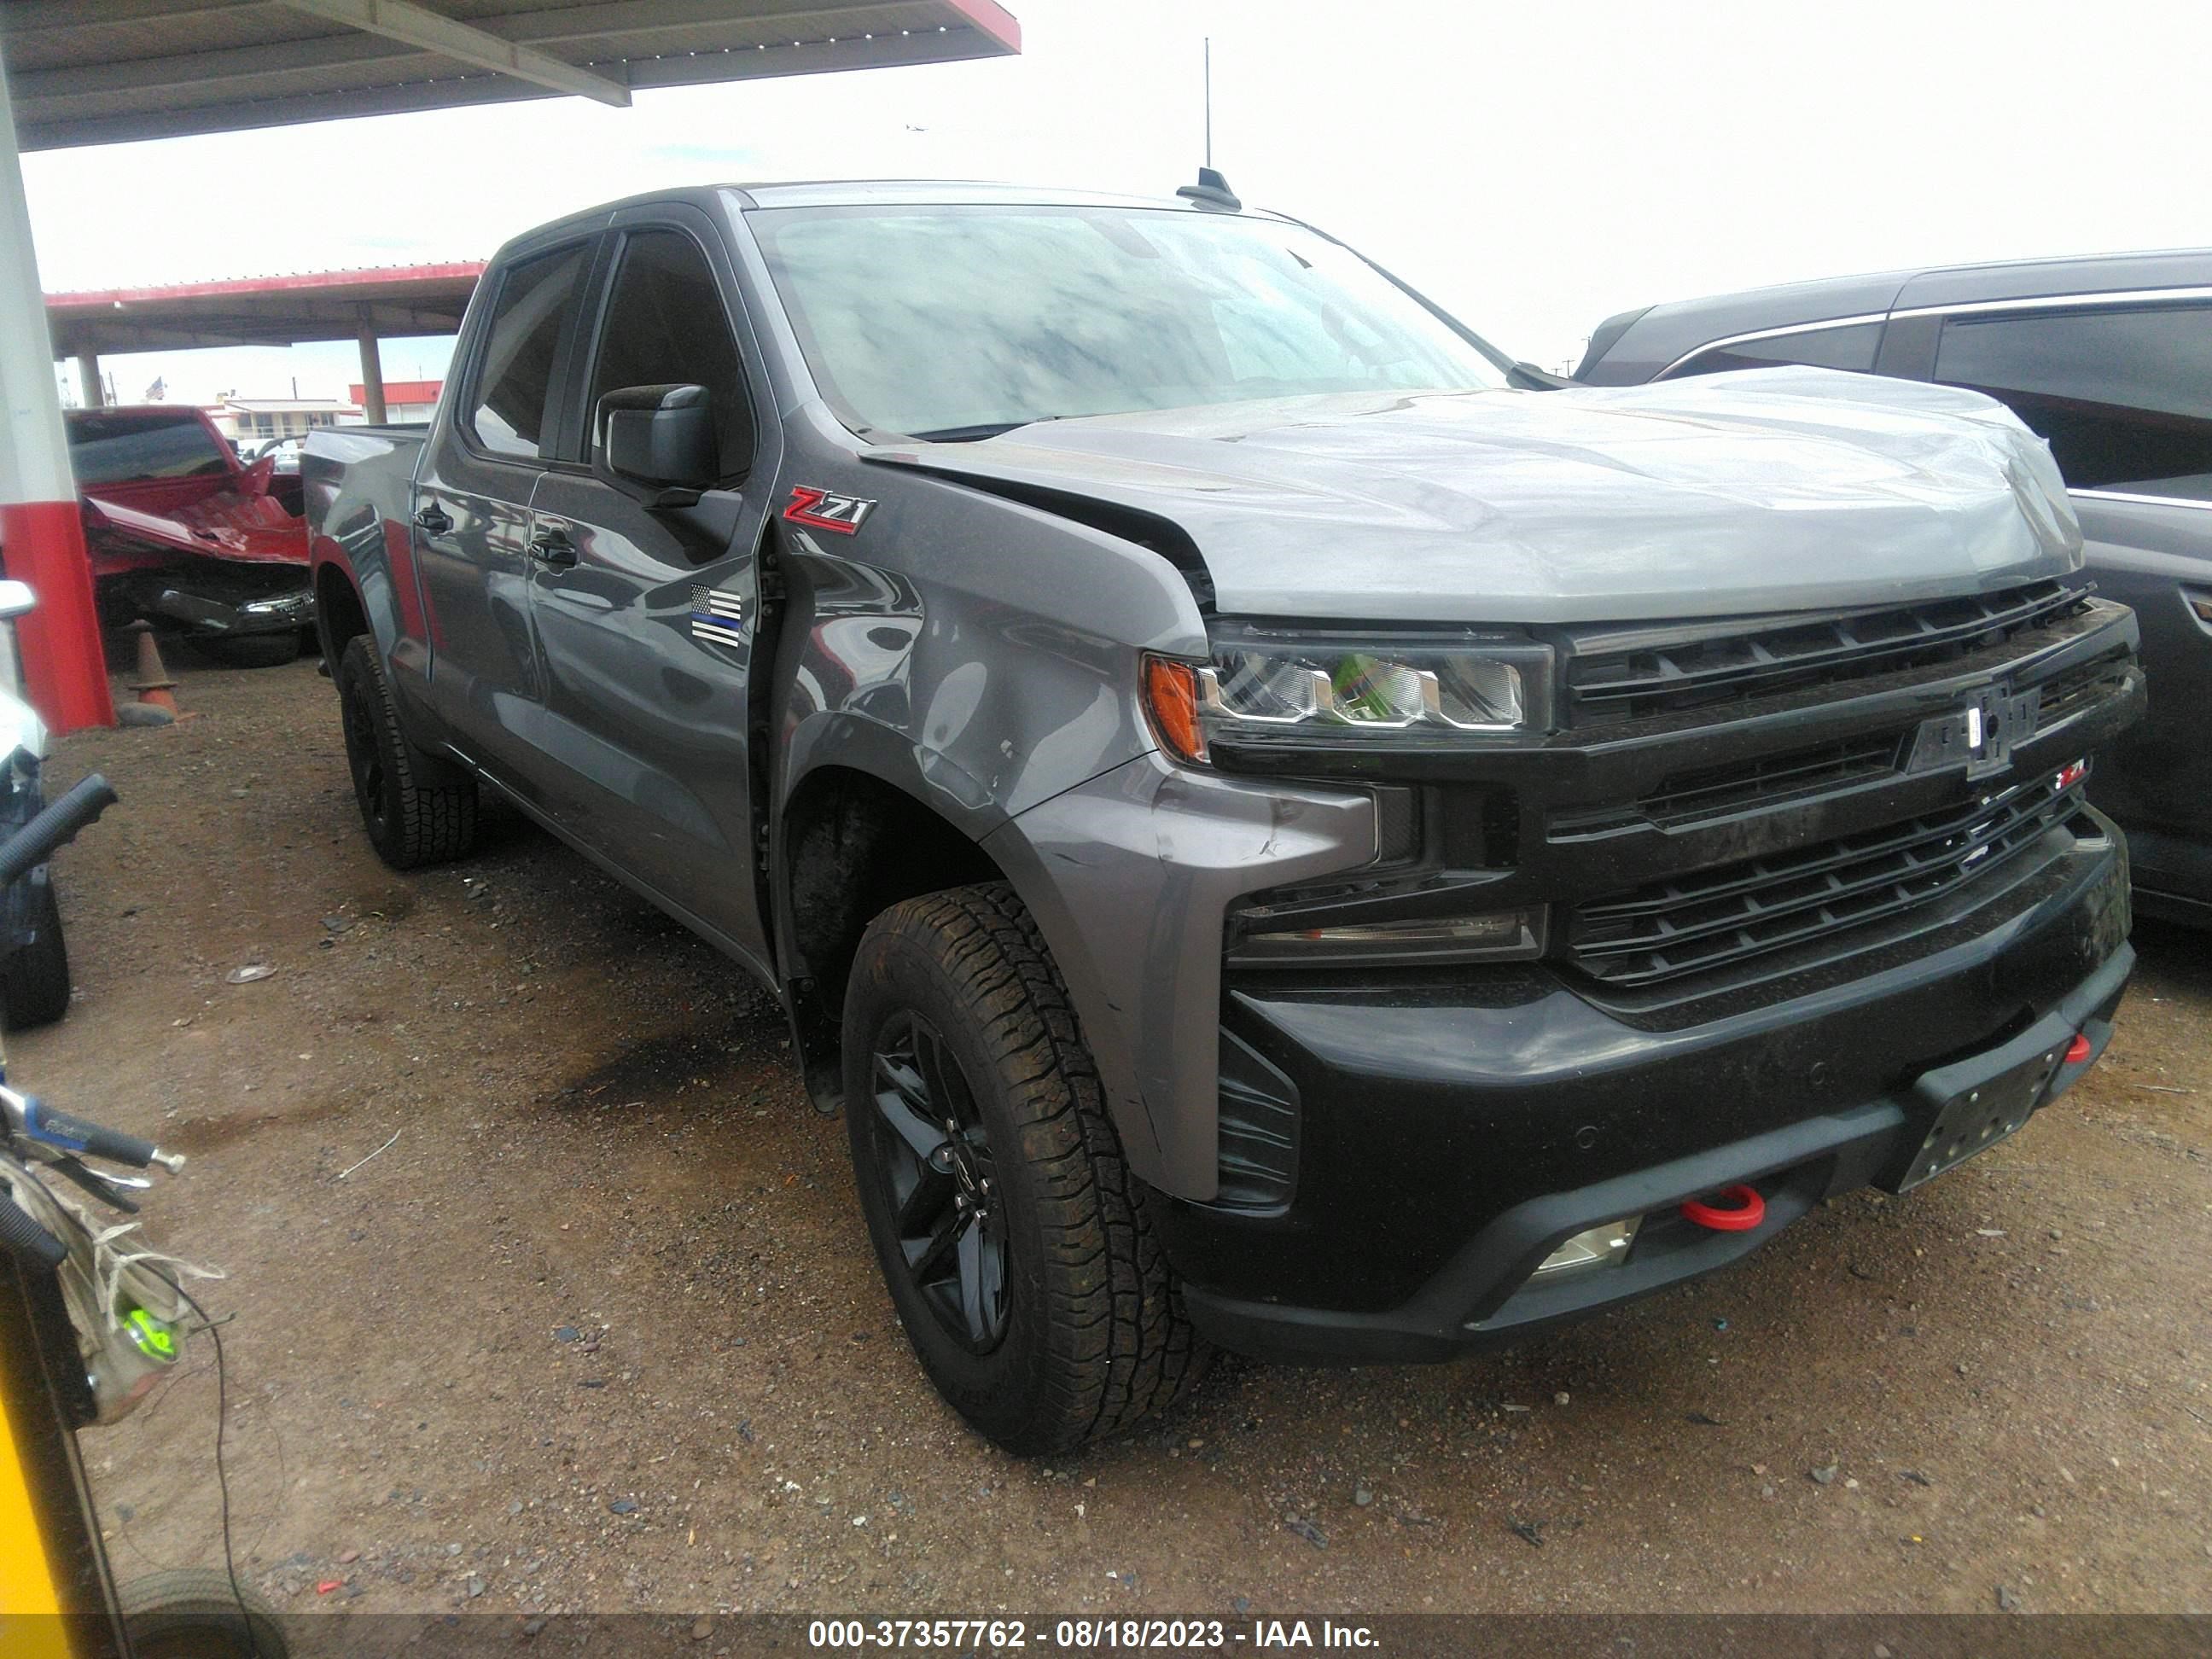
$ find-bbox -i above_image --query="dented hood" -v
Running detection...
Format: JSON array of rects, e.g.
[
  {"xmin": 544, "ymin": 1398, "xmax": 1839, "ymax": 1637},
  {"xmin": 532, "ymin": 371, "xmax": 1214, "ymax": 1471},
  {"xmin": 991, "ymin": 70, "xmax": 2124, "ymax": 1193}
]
[{"xmin": 869, "ymin": 366, "xmax": 2083, "ymax": 623}]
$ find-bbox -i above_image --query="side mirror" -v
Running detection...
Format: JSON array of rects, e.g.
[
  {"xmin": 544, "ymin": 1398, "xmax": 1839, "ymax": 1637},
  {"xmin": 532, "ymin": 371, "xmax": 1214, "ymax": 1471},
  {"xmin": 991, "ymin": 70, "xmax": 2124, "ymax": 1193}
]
[
  {"xmin": 0, "ymin": 580, "xmax": 37, "ymax": 622},
  {"xmin": 594, "ymin": 383, "xmax": 719, "ymax": 506}
]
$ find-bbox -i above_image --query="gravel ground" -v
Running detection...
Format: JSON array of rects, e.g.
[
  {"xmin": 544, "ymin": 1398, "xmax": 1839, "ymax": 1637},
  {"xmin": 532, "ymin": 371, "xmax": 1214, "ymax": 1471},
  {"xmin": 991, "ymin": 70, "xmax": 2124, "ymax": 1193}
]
[{"xmin": 13, "ymin": 655, "xmax": 2209, "ymax": 1622}]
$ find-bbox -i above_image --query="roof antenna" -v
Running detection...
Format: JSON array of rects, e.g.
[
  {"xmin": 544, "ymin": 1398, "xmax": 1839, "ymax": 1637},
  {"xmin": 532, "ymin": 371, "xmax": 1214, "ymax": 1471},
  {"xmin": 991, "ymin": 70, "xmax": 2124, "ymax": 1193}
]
[{"xmin": 1178, "ymin": 37, "xmax": 1241, "ymax": 211}]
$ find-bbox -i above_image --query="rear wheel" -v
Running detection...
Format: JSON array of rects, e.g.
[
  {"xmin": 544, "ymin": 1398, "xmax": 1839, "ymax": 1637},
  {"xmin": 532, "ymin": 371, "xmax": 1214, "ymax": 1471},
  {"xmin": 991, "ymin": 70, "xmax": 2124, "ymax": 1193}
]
[
  {"xmin": 2, "ymin": 876, "xmax": 71, "ymax": 1029},
  {"xmin": 843, "ymin": 882, "xmax": 1205, "ymax": 1454},
  {"xmin": 335, "ymin": 635, "xmax": 477, "ymax": 869}
]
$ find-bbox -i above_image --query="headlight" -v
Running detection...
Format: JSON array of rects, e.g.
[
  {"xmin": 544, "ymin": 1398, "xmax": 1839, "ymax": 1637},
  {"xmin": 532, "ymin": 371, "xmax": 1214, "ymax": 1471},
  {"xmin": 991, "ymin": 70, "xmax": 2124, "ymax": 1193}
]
[{"xmin": 1144, "ymin": 629, "xmax": 1552, "ymax": 762}]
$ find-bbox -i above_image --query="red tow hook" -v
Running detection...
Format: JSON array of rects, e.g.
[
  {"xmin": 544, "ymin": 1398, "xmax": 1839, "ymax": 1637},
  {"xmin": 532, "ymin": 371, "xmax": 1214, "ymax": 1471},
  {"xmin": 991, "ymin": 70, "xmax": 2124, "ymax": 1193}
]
[
  {"xmin": 1681, "ymin": 1185, "xmax": 1767, "ymax": 1232},
  {"xmin": 2065, "ymin": 1033, "xmax": 2093, "ymax": 1065}
]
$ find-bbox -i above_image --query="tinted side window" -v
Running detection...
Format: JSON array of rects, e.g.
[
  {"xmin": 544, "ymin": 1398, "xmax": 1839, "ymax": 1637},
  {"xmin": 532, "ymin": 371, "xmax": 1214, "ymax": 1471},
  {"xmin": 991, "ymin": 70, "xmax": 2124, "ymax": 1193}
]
[
  {"xmin": 588, "ymin": 230, "xmax": 754, "ymax": 478},
  {"xmin": 1674, "ymin": 322, "xmax": 1882, "ymax": 378},
  {"xmin": 1934, "ymin": 304, "xmax": 2212, "ymax": 494},
  {"xmin": 469, "ymin": 242, "xmax": 590, "ymax": 461}
]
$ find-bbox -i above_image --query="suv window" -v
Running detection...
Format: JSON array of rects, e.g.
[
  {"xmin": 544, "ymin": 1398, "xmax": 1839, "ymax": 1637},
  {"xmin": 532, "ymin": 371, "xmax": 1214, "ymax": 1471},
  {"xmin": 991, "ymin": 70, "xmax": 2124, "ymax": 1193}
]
[
  {"xmin": 469, "ymin": 242, "xmax": 590, "ymax": 461},
  {"xmin": 587, "ymin": 230, "xmax": 753, "ymax": 478},
  {"xmin": 1933, "ymin": 303, "xmax": 2212, "ymax": 496},
  {"xmin": 1674, "ymin": 322, "xmax": 1881, "ymax": 379}
]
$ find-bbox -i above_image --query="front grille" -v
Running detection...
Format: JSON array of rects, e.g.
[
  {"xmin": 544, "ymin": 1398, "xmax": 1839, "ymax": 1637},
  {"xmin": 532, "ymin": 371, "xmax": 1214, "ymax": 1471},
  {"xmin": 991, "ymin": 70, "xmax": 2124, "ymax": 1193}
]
[
  {"xmin": 1562, "ymin": 580, "xmax": 2089, "ymax": 727},
  {"xmin": 2034, "ymin": 649, "xmax": 2133, "ymax": 728},
  {"xmin": 1552, "ymin": 730, "xmax": 1911, "ymax": 838},
  {"xmin": 1566, "ymin": 775, "xmax": 2086, "ymax": 989}
]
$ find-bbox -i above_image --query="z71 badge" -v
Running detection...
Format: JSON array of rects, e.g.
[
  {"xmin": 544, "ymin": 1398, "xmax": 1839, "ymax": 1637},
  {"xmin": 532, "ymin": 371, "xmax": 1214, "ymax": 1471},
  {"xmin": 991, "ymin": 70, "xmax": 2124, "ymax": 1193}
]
[{"xmin": 783, "ymin": 485, "xmax": 876, "ymax": 535}]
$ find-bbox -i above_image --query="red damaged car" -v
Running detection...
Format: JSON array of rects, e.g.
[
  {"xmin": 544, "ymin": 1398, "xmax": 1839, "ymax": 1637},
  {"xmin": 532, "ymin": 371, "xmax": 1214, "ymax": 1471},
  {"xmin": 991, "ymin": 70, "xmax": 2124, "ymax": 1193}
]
[{"xmin": 65, "ymin": 405, "xmax": 316, "ymax": 667}]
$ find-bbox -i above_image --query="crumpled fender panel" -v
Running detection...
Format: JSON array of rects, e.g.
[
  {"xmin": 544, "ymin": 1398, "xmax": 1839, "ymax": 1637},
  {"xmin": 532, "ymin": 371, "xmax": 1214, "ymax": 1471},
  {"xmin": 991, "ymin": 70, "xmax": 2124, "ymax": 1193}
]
[{"xmin": 81, "ymin": 487, "xmax": 308, "ymax": 572}]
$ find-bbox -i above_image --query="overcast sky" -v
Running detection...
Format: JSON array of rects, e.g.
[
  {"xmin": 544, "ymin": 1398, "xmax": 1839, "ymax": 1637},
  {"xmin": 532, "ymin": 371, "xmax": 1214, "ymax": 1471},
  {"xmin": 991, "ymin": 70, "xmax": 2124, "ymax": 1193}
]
[{"xmin": 22, "ymin": 0, "xmax": 2212, "ymax": 407}]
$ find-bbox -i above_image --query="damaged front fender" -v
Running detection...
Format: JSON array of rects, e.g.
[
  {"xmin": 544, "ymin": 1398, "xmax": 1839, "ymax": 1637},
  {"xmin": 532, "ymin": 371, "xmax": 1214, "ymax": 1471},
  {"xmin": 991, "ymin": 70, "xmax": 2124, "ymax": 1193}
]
[{"xmin": 984, "ymin": 753, "xmax": 1377, "ymax": 1199}]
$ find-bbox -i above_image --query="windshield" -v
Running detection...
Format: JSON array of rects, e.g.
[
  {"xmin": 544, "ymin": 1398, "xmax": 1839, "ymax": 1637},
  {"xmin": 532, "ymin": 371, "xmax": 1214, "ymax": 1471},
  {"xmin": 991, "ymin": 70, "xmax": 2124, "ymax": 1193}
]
[
  {"xmin": 748, "ymin": 204, "xmax": 1510, "ymax": 439},
  {"xmin": 67, "ymin": 411, "xmax": 232, "ymax": 485}
]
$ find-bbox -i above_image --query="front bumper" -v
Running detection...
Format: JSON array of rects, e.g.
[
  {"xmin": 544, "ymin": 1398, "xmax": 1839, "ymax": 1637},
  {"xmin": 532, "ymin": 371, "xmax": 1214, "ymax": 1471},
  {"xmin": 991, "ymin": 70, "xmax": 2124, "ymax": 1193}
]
[
  {"xmin": 149, "ymin": 582, "xmax": 316, "ymax": 638},
  {"xmin": 1168, "ymin": 821, "xmax": 2132, "ymax": 1365},
  {"xmin": 103, "ymin": 567, "xmax": 315, "ymax": 638}
]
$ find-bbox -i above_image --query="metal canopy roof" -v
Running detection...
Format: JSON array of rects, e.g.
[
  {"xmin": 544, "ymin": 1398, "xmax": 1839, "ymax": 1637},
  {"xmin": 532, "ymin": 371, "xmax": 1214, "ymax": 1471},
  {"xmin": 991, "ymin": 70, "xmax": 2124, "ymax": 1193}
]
[
  {"xmin": 46, "ymin": 260, "xmax": 485, "ymax": 353},
  {"xmin": 3, "ymin": 0, "xmax": 1022, "ymax": 151}
]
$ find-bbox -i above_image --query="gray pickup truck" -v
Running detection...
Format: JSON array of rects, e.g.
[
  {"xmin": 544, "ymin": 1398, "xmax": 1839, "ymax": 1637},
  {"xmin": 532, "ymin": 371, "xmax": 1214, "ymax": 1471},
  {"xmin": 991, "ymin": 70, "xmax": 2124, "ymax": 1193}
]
[{"xmin": 306, "ymin": 179, "xmax": 2145, "ymax": 1454}]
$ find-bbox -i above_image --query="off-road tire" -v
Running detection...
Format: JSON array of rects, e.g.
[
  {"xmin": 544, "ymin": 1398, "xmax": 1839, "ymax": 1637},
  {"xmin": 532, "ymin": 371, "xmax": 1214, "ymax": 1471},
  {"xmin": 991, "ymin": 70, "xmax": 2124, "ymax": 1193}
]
[
  {"xmin": 117, "ymin": 1568, "xmax": 290, "ymax": 1658},
  {"xmin": 2, "ymin": 875, "xmax": 71, "ymax": 1028},
  {"xmin": 335, "ymin": 635, "xmax": 477, "ymax": 870},
  {"xmin": 843, "ymin": 882, "xmax": 1207, "ymax": 1454}
]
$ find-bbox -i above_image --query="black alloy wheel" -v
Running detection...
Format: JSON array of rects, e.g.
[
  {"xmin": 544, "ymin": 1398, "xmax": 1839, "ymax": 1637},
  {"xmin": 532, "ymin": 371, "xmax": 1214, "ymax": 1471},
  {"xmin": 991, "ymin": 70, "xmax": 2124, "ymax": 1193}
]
[
  {"xmin": 841, "ymin": 882, "xmax": 1207, "ymax": 1454},
  {"xmin": 864, "ymin": 1010, "xmax": 1010, "ymax": 1350}
]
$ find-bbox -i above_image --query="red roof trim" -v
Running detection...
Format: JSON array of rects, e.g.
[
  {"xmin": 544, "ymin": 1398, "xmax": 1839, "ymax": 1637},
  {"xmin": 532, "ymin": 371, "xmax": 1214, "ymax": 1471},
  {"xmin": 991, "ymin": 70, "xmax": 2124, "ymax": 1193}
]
[
  {"xmin": 46, "ymin": 262, "xmax": 485, "ymax": 311},
  {"xmin": 349, "ymin": 381, "xmax": 444, "ymax": 405},
  {"xmin": 944, "ymin": 0, "xmax": 1022, "ymax": 51}
]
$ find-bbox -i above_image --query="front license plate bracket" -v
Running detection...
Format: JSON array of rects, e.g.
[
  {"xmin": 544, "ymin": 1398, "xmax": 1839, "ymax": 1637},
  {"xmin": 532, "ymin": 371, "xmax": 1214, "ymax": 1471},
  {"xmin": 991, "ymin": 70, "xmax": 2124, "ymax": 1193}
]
[{"xmin": 1894, "ymin": 1051, "xmax": 2058, "ymax": 1191}]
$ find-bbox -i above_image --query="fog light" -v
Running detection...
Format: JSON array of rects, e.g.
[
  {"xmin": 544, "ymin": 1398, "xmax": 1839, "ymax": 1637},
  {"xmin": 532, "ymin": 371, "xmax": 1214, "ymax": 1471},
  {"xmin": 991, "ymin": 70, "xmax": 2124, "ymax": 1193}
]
[
  {"xmin": 1533, "ymin": 1215, "xmax": 1641, "ymax": 1278},
  {"xmin": 1230, "ymin": 908, "xmax": 1544, "ymax": 966}
]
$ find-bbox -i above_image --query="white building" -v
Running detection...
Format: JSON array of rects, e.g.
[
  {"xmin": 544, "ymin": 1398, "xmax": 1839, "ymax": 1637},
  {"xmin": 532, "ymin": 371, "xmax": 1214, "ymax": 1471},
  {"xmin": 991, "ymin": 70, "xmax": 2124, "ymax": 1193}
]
[{"xmin": 208, "ymin": 395, "xmax": 360, "ymax": 446}]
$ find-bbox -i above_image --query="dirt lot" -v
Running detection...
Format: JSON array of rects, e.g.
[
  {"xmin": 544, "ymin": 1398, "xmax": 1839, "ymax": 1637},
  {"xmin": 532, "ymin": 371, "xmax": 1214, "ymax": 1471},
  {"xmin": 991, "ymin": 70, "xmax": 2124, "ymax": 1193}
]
[{"xmin": 15, "ymin": 655, "xmax": 2209, "ymax": 1621}]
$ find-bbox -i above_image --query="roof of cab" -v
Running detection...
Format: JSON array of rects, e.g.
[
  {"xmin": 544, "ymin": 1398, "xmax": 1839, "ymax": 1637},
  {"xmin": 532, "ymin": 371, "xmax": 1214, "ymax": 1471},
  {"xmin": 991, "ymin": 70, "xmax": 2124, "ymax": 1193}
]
[
  {"xmin": 504, "ymin": 178, "xmax": 1253, "ymax": 255},
  {"xmin": 732, "ymin": 178, "xmax": 1209, "ymax": 211}
]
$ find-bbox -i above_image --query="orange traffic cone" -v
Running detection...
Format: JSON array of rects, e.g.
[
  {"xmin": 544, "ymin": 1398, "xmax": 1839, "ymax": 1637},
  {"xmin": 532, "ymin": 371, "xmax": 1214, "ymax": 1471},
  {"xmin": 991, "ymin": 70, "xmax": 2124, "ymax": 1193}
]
[{"xmin": 125, "ymin": 621, "xmax": 179, "ymax": 718}]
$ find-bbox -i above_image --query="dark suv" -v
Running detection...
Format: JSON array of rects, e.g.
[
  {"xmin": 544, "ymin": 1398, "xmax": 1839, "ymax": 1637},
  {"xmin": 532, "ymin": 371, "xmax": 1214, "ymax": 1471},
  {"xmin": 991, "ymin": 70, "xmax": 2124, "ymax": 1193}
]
[{"xmin": 1579, "ymin": 249, "xmax": 2212, "ymax": 922}]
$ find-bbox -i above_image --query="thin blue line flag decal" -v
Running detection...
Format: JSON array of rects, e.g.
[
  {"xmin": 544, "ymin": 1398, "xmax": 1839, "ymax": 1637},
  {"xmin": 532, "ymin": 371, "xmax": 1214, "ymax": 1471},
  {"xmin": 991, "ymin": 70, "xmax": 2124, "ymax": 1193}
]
[{"xmin": 690, "ymin": 585, "xmax": 744, "ymax": 648}]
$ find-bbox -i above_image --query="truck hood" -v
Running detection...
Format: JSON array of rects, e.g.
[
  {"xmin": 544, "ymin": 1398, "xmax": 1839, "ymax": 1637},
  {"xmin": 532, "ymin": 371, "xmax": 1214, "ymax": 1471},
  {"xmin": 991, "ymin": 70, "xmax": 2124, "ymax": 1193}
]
[{"xmin": 866, "ymin": 365, "xmax": 2083, "ymax": 623}]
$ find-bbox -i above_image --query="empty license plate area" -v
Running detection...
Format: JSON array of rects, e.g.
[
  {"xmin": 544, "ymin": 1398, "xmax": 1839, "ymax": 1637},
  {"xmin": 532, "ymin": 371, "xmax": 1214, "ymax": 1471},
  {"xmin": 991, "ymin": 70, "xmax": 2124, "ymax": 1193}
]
[{"xmin": 1895, "ymin": 1050, "xmax": 2059, "ymax": 1190}]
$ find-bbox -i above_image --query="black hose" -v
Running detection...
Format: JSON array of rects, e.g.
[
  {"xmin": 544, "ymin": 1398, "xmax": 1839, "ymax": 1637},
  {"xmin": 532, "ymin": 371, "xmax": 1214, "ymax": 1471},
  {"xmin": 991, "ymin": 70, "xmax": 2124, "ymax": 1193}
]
[
  {"xmin": 0, "ymin": 773, "xmax": 118, "ymax": 888},
  {"xmin": 0, "ymin": 1189, "xmax": 68, "ymax": 1269}
]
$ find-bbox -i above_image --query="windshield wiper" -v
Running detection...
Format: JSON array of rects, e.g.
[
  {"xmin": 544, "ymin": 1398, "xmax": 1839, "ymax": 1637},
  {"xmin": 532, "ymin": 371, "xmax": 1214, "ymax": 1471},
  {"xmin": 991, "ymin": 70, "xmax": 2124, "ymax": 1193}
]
[{"xmin": 909, "ymin": 416, "xmax": 1063, "ymax": 443}]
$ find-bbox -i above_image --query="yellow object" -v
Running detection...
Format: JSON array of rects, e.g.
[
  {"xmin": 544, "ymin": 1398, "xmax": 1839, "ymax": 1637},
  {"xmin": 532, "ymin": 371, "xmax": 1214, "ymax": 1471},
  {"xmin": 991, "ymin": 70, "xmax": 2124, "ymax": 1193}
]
[
  {"xmin": 0, "ymin": 1375, "xmax": 70, "ymax": 1644},
  {"xmin": 1, "ymin": 1014, "xmax": 77, "ymax": 1650},
  {"xmin": 124, "ymin": 1307, "xmax": 175, "ymax": 1362}
]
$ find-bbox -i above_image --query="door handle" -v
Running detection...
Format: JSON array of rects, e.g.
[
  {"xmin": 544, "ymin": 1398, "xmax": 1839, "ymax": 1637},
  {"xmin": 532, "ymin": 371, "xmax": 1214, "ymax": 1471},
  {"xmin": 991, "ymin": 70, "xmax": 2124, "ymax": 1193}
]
[
  {"xmin": 528, "ymin": 526, "xmax": 578, "ymax": 568},
  {"xmin": 412, "ymin": 503, "xmax": 453, "ymax": 537}
]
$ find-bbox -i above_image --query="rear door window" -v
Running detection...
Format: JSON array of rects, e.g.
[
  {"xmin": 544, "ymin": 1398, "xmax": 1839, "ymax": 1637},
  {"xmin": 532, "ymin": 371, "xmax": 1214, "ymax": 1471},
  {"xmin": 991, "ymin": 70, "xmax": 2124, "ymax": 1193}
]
[
  {"xmin": 1674, "ymin": 322, "xmax": 1882, "ymax": 378},
  {"xmin": 585, "ymin": 230, "xmax": 754, "ymax": 479},
  {"xmin": 1933, "ymin": 303, "xmax": 2212, "ymax": 497},
  {"xmin": 468, "ymin": 242, "xmax": 591, "ymax": 461}
]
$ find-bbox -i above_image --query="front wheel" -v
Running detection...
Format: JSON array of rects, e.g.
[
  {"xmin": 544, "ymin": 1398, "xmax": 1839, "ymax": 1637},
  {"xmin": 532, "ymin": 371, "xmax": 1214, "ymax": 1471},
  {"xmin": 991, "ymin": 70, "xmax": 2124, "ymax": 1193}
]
[
  {"xmin": 842, "ymin": 882, "xmax": 1206, "ymax": 1454},
  {"xmin": 335, "ymin": 636, "xmax": 478, "ymax": 870}
]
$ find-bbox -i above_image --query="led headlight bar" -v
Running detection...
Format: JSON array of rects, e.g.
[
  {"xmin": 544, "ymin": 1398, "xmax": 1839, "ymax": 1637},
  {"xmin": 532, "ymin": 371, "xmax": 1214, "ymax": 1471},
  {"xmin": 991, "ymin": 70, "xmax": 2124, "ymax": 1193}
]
[{"xmin": 1144, "ymin": 630, "xmax": 1553, "ymax": 762}]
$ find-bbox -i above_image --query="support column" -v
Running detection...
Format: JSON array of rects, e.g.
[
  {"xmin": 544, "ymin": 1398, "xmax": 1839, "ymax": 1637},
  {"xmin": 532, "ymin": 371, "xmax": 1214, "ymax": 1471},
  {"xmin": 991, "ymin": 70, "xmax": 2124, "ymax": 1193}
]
[
  {"xmin": 356, "ymin": 308, "xmax": 386, "ymax": 423},
  {"xmin": 71, "ymin": 349, "xmax": 102, "ymax": 408},
  {"xmin": 0, "ymin": 67, "xmax": 114, "ymax": 731}
]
